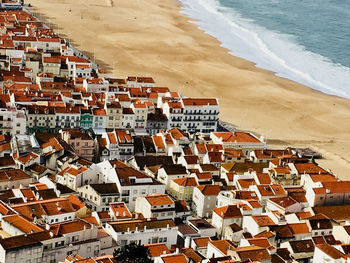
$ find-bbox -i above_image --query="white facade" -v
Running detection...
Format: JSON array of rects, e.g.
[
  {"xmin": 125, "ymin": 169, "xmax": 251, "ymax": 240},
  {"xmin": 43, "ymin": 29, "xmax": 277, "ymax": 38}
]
[
  {"xmin": 83, "ymin": 78, "xmax": 109, "ymax": 93},
  {"xmin": 105, "ymin": 220, "xmax": 177, "ymax": 248},
  {"xmin": 0, "ymin": 108, "xmax": 26, "ymax": 136},
  {"xmin": 180, "ymin": 98, "xmax": 219, "ymax": 134},
  {"xmin": 192, "ymin": 187, "xmax": 217, "ymax": 218}
]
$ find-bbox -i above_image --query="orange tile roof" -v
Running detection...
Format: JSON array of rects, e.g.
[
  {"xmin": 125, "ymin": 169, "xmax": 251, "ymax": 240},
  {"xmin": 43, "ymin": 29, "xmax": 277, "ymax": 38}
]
[
  {"xmin": 66, "ymin": 166, "xmax": 88, "ymax": 177},
  {"xmin": 50, "ymin": 219, "xmax": 92, "ymax": 235},
  {"xmin": 173, "ymin": 177, "xmax": 198, "ymax": 187},
  {"xmin": 206, "ymin": 144, "xmax": 224, "ymax": 152},
  {"xmin": 246, "ymin": 238, "xmax": 271, "ymax": 249},
  {"xmin": 3, "ymin": 214, "xmax": 44, "ymax": 234},
  {"xmin": 288, "ymin": 223, "xmax": 311, "ymax": 235},
  {"xmin": 82, "ymin": 216, "xmax": 99, "ymax": 226},
  {"xmin": 16, "ymin": 152, "xmax": 39, "ymax": 164},
  {"xmin": 182, "ymin": 98, "xmax": 218, "ymax": 106},
  {"xmin": 107, "ymin": 132, "xmax": 117, "ymax": 144},
  {"xmin": 153, "ymin": 135, "xmax": 165, "ymax": 149},
  {"xmin": 238, "ymin": 179, "xmax": 256, "ymax": 189},
  {"xmin": 43, "ymin": 56, "xmax": 60, "ymax": 63},
  {"xmin": 252, "ymin": 215, "xmax": 276, "ymax": 226},
  {"xmin": 145, "ymin": 194, "xmax": 174, "ymax": 206},
  {"xmin": 197, "ymin": 185, "xmax": 220, "ymax": 196},
  {"xmin": 268, "ymin": 196, "xmax": 298, "ymax": 209},
  {"xmin": 144, "ymin": 243, "xmax": 170, "ymax": 257},
  {"xmin": 195, "ymin": 144, "xmax": 207, "ymax": 154},
  {"xmin": 209, "ymin": 240, "xmax": 234, "ymax": 255},
  {"xmin": 195, "ymin": 172, "xmax": 212, "ymax": 180},
  {"xmin": 213, "ymin": 205, "xmax": 242, "ymax": 219},
  {"xmin": 213, "ymin": 131, "xmax": 262, "ymax": 143},
  {"xmin": 193, "ymin": 237, "xmax": 210, "ymax": 248},
  {"xmin": 294, "ymin": 163, "xmax": 328, "ymax": 175},
  {"xmin": 161, "ymin": 254, "xmax": 187, "ymax": 263},
  {"xmin": 67, "ymin": 195, "xmax": 86, "ymax": 210},
  {"xmin": 321, "ymin": 181, "xmax": 350, "ymax": 194},
  {"xmin": 109, "ymin": 202, "xmax": 132, "ymax": 219},
  {"xmin": 256, "ymin": 172, "xmax": 271, "ymax": 184}
]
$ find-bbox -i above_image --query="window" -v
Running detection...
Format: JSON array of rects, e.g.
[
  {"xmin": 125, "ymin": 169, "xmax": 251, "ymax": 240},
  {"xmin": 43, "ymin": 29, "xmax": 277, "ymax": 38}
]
[{"xmin": 55, "ymin": 241, "xmax": 64, "ymax": 247}]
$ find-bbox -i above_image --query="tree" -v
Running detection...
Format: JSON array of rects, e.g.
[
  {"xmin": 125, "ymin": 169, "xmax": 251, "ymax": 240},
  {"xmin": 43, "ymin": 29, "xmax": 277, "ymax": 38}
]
[{"xmin": 113, "ymin": 242, "xmax": 152, "ymax": 263}]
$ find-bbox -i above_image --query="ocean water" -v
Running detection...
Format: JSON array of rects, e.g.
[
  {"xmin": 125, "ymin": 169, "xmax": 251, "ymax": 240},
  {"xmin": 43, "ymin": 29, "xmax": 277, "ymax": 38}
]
[{"xmin": 178, "ymin": 0, "xmax": 350, "ymax": 99}]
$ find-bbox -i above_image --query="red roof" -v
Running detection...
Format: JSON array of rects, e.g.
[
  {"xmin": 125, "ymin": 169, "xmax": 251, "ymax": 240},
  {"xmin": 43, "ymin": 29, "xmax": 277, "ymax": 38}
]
[{"xmin": 213, "ymin": 205, "xmax": 242, "ymax": 219}]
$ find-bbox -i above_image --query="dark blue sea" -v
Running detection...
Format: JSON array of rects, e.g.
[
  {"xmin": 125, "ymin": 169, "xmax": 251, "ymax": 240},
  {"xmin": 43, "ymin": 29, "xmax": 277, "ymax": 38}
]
[{"xmin": 179, "ymin": 0, "xmax": 350, "ymax": 98}]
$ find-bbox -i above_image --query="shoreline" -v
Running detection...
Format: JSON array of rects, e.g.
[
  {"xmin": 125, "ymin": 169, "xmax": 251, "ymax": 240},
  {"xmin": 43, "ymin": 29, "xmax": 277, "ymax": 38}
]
[
  {"xmin": 177, "ymin": 0, "xmax": 350, "ymax": 101},
  {"xmin": 28, "ymin": 0, "xmax": 350, "ymax": 178}
]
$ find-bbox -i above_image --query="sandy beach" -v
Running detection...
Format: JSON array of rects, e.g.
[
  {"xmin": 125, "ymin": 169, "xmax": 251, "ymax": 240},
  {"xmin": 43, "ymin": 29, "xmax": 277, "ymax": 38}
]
[{"xmin": 28, "ymin": 0, "xmax": 350, "ymax": 178}]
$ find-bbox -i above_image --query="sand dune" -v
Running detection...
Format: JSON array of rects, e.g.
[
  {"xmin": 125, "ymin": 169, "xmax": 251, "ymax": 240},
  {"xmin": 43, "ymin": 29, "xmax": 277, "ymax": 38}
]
[{"xmin": 28, "ymin": 0, "xmax": 350, "ymax": 178}]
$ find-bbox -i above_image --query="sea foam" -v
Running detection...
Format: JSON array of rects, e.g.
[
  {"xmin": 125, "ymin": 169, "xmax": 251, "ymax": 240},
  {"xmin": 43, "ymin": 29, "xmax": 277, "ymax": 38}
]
[{"xmin": 178, "ymin": 0, "xmax": 350, "ymax": 99}]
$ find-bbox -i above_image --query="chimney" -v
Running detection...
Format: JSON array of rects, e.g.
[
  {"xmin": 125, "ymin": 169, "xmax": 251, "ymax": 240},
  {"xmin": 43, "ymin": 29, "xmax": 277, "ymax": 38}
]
[
  {"xmin": 116, "ymin": 211, "xmax": 119, "ymax": 217},
  {"xmin": 127, "ymin": 227, "xmax": 130, "ymax": 232},
  {"xmin": 123, "ymin": 211, "xmax": 126, "ymax": 217},
  {"xmin": 45, "ymin": 224, "xmax": 50, "ymax": 230}
]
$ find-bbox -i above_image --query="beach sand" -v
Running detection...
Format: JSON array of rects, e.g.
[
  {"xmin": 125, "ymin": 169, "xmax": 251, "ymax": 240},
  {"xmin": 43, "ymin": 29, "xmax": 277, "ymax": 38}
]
[{"xmin": 28, "ymin": 0, "xmax": 350, "ymax": 179}]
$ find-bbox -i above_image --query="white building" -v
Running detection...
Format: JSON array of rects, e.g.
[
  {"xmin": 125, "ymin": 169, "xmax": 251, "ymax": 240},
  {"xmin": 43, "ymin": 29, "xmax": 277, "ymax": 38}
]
[
  {"xmin": 91, "ymin": 160, "xmax": 165, "ymax": 211},
  {"xmin": 162, "ymin": 101, "xmax": 183, "ymax": 130},
  {"xmin": 180, "ymin": 98, "xmax": 219, "ymax": 134},
  {"xmin": 83, "ymin": 77, "xmax": 109, "ymax": 93},
  {"xmin": 66, "ymin": 56, "xmax": 92, "ymax": 79},
  {"xmin": 0, "ymin": 107, "xmax": 26, "ymax": 136},
  {"xmin": 212, "ymin": 205, "xmax": 243, "ymax": 238},
  {"xmin": 55, "ymin": 106, "xmax": 81, "ymax": 130},
  {"xmin": 105, "ymin": 218, "xmax": 177, "ymax": 247},
  {"xmin": 135, "ymin": 194, "xmax": 175, "ymax": 220},
  {"xmin": 210, "ymin": 131, "xmax": 266, "ymax": 157},
  {"xmin": 192, "ymin": 185, "xmax": 221, "ymax": 218}
]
